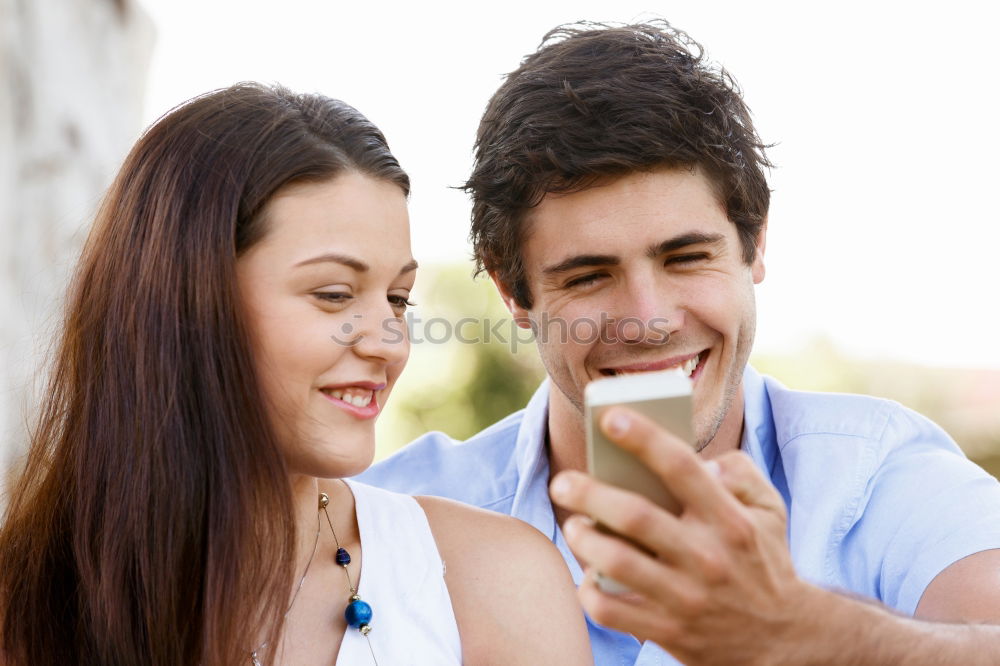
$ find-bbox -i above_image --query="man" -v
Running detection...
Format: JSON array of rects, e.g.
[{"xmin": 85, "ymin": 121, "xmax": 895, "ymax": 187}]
[{"xmin": 361, "ymin": 21, "xmax": 1000, "ymax": 664}]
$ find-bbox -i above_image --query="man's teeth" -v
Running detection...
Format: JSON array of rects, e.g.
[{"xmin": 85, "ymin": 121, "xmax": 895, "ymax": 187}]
[
  {"xmin": 324, "ymin": 388, "xmax": 374, "ymax": 407},
  {"xmin": 609, "ymin": 354, "xmax": 701, "ymax": 378}
]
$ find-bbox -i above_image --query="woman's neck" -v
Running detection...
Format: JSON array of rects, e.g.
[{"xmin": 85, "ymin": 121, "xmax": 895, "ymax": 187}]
[
  {"xmin": 289, "ymin": 474, "xmax": 322, "ymax": 571},
  {"xmin": 287, "ymin": 475, "xmax": 360, "ymax": 577}
]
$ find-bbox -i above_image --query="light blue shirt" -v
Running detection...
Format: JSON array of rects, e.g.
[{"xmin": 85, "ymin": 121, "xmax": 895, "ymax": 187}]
[{"xmin": 359, "ymin": 366, "xmax": 1000, "ymax": 665}]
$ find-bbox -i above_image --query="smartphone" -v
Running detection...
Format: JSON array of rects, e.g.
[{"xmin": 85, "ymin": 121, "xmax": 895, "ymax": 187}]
[{"xmin": 584, "ymin": 368, "xmax": 694, "ymax": 592}]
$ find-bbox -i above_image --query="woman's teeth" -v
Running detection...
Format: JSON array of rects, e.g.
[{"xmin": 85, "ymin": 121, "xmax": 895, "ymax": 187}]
[{"xmin": 323, "ymin": 388, "xmax": 374, "ymax": 407}]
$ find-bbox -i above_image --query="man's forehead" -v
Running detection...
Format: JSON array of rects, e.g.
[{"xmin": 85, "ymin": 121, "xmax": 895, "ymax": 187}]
[{"xmin": 531, "ymin": 168, "xmax": 725, "ymax": 219}]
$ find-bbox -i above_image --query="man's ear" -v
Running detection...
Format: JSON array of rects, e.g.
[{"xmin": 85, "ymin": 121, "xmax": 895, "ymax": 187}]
[
  {"xmin": 489, "ymin": 271, "xmax": 533, "ymax": 330},
  {"xmin": 752, "ymin": 218, "xmax": 767, "ymax": 284}
]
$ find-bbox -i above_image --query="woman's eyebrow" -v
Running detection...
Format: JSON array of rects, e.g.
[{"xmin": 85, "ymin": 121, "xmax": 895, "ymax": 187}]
[{"xmin": 294, "ymin": 253, "xmax": 368, "ymax": 272}]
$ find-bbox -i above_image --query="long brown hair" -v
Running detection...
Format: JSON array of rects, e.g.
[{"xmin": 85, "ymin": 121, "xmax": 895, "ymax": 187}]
[{"xmin": 0, "ymin": 83, "xmax": 408, "ymax": 665}]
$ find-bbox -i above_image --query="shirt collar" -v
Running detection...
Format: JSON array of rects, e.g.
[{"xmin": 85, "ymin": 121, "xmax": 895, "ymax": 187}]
[
  {"xmin": 740, "ymin": 365, "xmax": 775, "ymax": 472},
  {"xmin": 507, "ymin": 381, "xmax": 597, "ymax": 587},
  {"xmin": 509, "ymin": 379, "xmax": 558, "ymax": 538},
  {"xmin": 740, "ymin": 364, "xmax": 790, "ymax": 508}
]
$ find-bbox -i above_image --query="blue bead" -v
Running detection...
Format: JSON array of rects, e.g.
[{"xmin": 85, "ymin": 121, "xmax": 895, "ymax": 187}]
[
  {"xmin": 336, "ymin": 548, "xmax": 351, "ymax": 566},
  {"xmin": 345, "ymin": 599, "xmax": 373, "ymax": 628}
]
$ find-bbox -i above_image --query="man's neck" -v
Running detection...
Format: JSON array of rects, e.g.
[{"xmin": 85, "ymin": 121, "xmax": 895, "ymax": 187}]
[
  {"xmin": 546, "ymin": 389, "xmax": 586, "ymax": 528},
  {"xmin": 699, "ymin": 384, "xmax": 746, "ymax": 460},
  {"xmin": 545, "ymin": 383, "xmax": 746, "ymax": 528},
  {"xmin": 546, "ymin": 388, "xmax": 588, "ymax": 476}
]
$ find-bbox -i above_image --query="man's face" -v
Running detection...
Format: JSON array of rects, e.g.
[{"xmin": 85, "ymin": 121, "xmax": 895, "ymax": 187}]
[{"xmin": 501, "ymin": 168, "xmax": 765, "ymax": 451}]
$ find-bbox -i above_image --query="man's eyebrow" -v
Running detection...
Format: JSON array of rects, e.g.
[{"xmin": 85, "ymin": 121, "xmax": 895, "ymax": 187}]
[
  {"xmin": 647, "ymin": 232, "xmax": 725, "ymax": 257},
  {"xmin": 542, "ymin": 254, "xmax": 620, "ymax": 275},
  {"xmin": 294, "ymin": 253, "xmax": 368, "ymax": 272}
]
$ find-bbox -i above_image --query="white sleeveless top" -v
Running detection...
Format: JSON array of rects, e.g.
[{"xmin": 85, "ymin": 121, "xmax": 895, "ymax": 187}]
[{"xmin": 337, "ymin": 480, "xmax": 462, "ymax": 665}]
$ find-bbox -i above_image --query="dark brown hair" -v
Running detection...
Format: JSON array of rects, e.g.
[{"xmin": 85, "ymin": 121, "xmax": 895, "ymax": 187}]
[
  {"xmin": 0, "ymin": 83, "xmax": 407, "ymax": 665},
  {"xmin": 466, "ymin": 20, "xmax": 773, "ymax": 308}
]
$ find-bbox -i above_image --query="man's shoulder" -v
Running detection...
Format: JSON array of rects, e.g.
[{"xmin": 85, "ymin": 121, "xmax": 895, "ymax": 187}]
[
  {"xmin": 756, "ymin": 373, "xmax": 1000, "ymax": 608},
  {"xmin": 757, "ymin": 373, "xmax": 976, "ymax": 509},
  {"xmin": 356, "ymin": 410, "xmax": 527, "ymax": 511},
  {"xmin": 761, "ymin": 375, "xmax": 957, "ymax": 456}
]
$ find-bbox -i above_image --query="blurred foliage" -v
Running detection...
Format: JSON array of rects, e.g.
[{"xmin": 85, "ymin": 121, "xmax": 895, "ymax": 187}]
[
  {"xmin": 374, "ymin": 265, "xmax": 543, "ymax": 460},
  {"xmin": 378, "ymin": 264, "xmax": 1000, "ymax": 481}
]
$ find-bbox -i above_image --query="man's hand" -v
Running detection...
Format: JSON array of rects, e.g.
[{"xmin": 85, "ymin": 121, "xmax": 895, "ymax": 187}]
[
  {"xmin": 549, "ymin": 406, "xmax": 818, "ymax": 664},
  {"xmin": 551, "ymin": 406, "xmax": 1000, "ymax": 665}
]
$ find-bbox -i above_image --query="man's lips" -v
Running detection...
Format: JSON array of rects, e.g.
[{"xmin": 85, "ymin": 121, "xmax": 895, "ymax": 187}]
[{"xmin": 599, "ymin": 351, "xmax": 706, "ymax": 379}]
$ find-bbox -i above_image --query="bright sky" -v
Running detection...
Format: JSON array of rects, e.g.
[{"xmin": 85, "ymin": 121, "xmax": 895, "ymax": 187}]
[{"xmin": 138, "ymin": 0, "xmax": 1000, "ymax": 368}]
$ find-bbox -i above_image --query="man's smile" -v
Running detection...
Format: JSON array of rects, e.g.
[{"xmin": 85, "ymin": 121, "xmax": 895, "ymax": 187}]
[{"xmin": 598, "ymin": 351, "xmax": 705, "ymax": 380}]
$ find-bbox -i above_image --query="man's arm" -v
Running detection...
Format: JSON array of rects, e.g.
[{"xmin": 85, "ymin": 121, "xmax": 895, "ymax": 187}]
[
  {"xmin": 773, "ymin": 550, "xmax": 1000, "ymax": 665},
  {"xmin": 549, "ymin": 406, "xmax": 1000, "ymax": 665},
  {"xmin": 916, "ymin": 549, "xmax": 1000, "ymax": 622}
]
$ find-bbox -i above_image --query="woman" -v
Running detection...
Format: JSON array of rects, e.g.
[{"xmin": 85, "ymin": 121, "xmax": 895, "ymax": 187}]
[{"xmin": 0, "ymin": 83, "xmax": 591, "ymax": 665}]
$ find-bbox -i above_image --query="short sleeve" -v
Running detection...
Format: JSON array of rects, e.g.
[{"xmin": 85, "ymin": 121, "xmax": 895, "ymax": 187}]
[{"xmin": 847, "ymin": 406, "xmax": 1000, "ymax": 614}]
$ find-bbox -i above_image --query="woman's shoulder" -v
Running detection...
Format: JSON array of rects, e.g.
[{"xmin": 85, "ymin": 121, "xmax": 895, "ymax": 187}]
[
  {"xmin": 414, "ymin": 494, "xmax": 556, "ymax": 558},
  {"xmin": 415, "ymin": 495, "xmax": 592, "ymax": 664},
  {"xmin": 346, "ymin": 480, "xmax": 552, "ymax": 557},
  {"xmin": 345, "ymin": 480, "xmax": 549, "ymax": 558},
  {"xmin": 346, "ymin": 484, "xmax": 569, "ymax": 583}
]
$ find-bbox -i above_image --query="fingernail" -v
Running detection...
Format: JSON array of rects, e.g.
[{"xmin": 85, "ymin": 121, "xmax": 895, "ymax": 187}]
[
  {"xmin": 604, "ymin": 408, "xmax": 630, "ymax": 436},
  {"xmin": 550, "ymin": 474, "xmax": 571, "ymax": 500},
  {"xmin": 704, "ymin": 460, "xmax": 722, "ymax": 477}
]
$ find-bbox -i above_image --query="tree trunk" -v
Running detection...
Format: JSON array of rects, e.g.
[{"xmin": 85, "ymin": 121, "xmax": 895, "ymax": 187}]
[{"xmin": 0, "ymin": 0, "xmax": 153, "ymax": 487}]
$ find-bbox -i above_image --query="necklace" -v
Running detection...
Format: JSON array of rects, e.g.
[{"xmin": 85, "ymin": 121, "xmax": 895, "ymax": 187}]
[
  {"xmin": 250, "ymin": 488, "xmax": 378, "ymax": 665},
  {"xmin": 321, "ymin": 490, "xmax": 378, "ymax": 664}
]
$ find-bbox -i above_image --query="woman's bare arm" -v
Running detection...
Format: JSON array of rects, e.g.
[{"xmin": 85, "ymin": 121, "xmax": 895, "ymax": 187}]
[{"xmin": 418, "ymin": 496, "xmax": 593, "ymax": 665}]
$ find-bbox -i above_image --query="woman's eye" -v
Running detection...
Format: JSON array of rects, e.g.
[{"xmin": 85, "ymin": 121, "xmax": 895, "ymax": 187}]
[
  {"xmin": 388, "ymin": 295, "xmax": 416, "ymax": 311},
  {"xmin": 314, "ymin": 292, "xmax": 352, "ymax": 304}
]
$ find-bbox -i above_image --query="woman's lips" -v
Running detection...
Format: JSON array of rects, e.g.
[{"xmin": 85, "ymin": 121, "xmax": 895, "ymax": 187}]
[{"xmin": 320, "ymin": 387, "xmax": 381, "ymax": 419}]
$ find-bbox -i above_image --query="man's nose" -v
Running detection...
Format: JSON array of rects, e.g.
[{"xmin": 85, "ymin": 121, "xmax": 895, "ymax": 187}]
[{"xmin": 608, "ymin": 276, "xmax": 684, "ymax": 344}]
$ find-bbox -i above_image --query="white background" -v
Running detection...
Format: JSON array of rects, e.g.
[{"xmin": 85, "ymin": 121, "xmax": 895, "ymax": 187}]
[{"xmin": 138, "ymin": 0, "xmax": 1000, "ymax": 368}]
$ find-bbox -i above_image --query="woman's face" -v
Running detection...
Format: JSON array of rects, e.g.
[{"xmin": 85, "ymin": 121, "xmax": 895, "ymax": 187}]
[{"xmin": 237, "ymin": 173, "xmax": 415, "ymax": 478}]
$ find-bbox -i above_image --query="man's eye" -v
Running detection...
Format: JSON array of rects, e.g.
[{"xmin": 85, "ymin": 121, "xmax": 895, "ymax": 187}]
[
  {"xmin": 665, "ymin": 253, "xmax": 708, "ymax": 265},
  {"xmin": 565, "ymin": 273, "xmax": 606, "ymax": 289}
]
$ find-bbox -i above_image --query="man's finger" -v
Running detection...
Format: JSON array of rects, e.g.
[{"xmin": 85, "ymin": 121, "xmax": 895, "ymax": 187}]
[
  {"xmin": 551, "ymin": 470, "xmax": 690, "ymax": 563},
  {"xmin": 599, "ymin": 406, "xmax": 742, "ymax": 519},
  {"xmin": 714, "ymin": 451, "xmax": 786, "ymax": 515},
  {"xmin": 577, "ymin": 569, "xmax": 680, "ymax": 648},
  {"xmin": 562, "ymin": 514, "xmax": 675, "ymax": 591}
]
